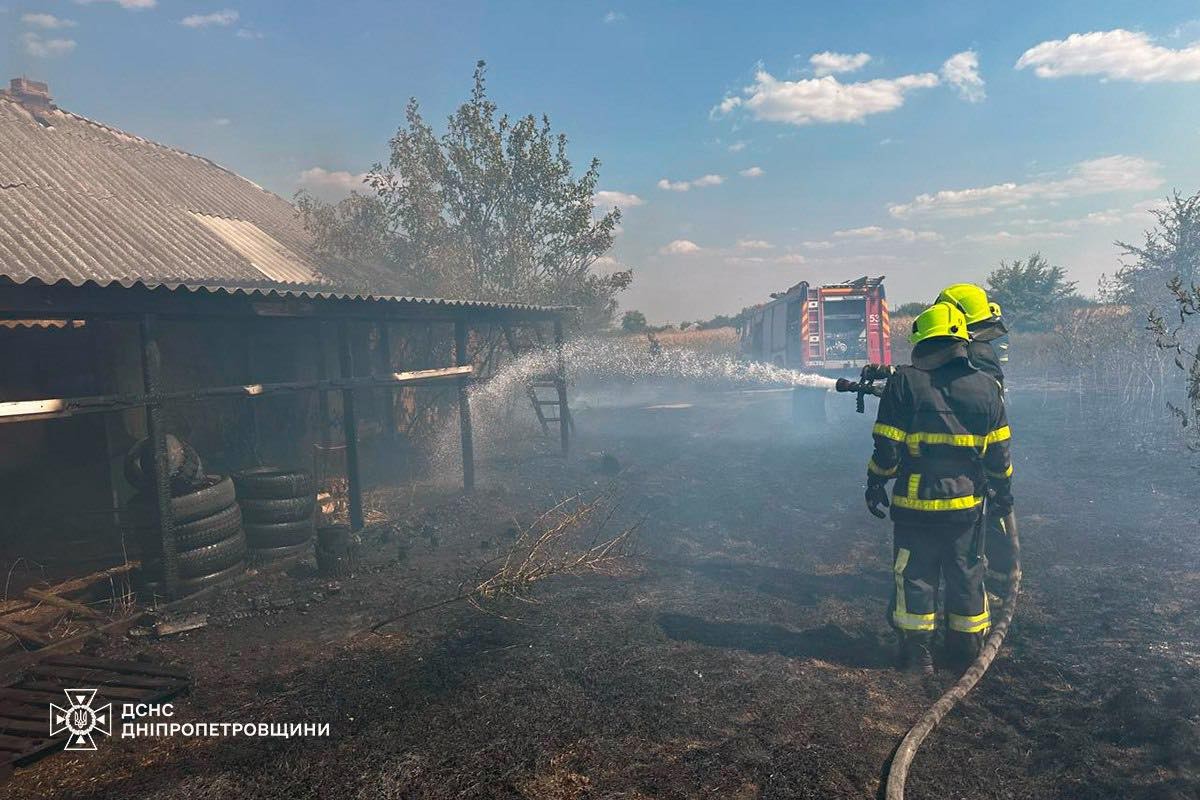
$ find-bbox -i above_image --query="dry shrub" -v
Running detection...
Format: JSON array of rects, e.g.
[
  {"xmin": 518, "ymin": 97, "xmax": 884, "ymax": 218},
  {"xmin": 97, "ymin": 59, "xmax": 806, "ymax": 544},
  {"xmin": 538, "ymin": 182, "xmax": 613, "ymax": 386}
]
[{"xmin": 472, "ymin": 490, "xmax": 638, "ymax": 609}]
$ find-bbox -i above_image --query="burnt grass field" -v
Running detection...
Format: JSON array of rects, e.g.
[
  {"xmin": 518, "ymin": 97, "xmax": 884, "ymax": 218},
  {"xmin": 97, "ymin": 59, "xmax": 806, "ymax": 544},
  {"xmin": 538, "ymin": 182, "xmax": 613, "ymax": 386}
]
[{"xmin": 8, "ymin": 387, "xmax": 1200, "ymax": 800}]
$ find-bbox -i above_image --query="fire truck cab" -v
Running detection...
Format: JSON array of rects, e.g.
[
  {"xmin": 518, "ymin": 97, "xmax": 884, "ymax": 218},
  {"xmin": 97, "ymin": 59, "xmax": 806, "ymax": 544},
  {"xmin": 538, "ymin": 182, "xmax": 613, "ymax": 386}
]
[{"xmin": 741, "ymin": 276, "xmax": 891, "ymax": 374}]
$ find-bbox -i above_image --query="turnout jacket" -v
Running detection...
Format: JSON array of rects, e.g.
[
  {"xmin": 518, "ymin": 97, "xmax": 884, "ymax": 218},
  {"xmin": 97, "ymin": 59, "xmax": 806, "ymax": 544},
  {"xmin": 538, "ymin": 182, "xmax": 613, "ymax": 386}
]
[
  {"xmin": 967, "ymin": 320, "xmax": 1007, "ymax": 388},
  {"xmin": 868, "ymin": 340, "xmax": 1013, "ymax": 528}
]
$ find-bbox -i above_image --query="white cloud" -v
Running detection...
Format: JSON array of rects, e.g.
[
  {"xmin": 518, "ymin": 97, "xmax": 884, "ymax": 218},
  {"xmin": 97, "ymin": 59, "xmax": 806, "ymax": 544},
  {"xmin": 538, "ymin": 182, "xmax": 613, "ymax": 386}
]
[
  {"xmin": 660, "ymin": 239, "xmax": 703, "ymax": 255},
  {"xmin": 298, "ymin": 167, "xmax": 368, "ymax": 200},
  {"xmin": 832, "ymin": 226, "xmax": 943, "ymax": 243},
  {"xmin": 712, "ymin": 96, "xmax": 742, "ymax": 117},
  {"xmin": 236, "ymin": 28, "xmax": 264, "ymax": 40},
  {"xmin": 75, "ymin": 0, "xmax": 155, "ymax": 8},
  {"xmin": 593, "ymin": 190, "xmax": 644, "ymax": 209},
  {"xmin": 21, "ymin": 31, "xmax": 76, "ymax": 57},
  {"xmin": 739, "ymin": 166, "xmax": 765, "ymax": 178},
  {"xmin": 603, "ymin": 10, "xmax": 625, "ymax": 23},
  {"xmin": 727, "ymin": 140, "xmax": 747, "ymax": 152},
  {"xmin": 657, "ymin": 174, "xmax": 724, "ymax": 192},
  {"xmin": 22, "ymin": 12, "xmax": 76, "ymax": 28},
  {"xmin": 775, "ymin": 253, "xmax": 807, "ymax": 264},
  {"xmin": 213, "ymin": 117, "xmax": 232, "ymax": 126},
  {"xmin": 809, "ymin": 51, "xmax": 872, "ymax": 77},
  {"xmin": 181, "ymin": 9, "xmax": 239, "ymax": 28},
  {"xmin": 1016, "ymin": 29, "xmax": 1200, "ymax": 82},
  {"xmin": 737, "ymin": 239, "xmax": 774, "ymax": 249},
  {"xmin": 958, "ymin": 230, "xmax": 1070, "ymax": 245},
  {"xmin": 719, "ymin": 67, "xmax": 939, "ymax": 126},
  {"xmin": 941, "ymin": 50, "xmax": 986, "ymax": 102},
  {"xmin": 888, "ymin": 155, "xmax": 1163, "ymax": 219},
  {"xmin": 802, "ymin": 240, "xmax": 835, "ymax": 250}
]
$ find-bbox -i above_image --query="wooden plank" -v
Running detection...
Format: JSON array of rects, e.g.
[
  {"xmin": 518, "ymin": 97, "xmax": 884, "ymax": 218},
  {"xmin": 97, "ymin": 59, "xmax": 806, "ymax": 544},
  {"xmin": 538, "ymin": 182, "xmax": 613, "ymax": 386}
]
[
  {"xmin": 0, "ymin": 562, "xmax": 137, "ymax": 618},
  {"xmin": 0, "ymin": 704, "xmax": 44, "ymax": 721},
  {"xmin": 0, "ymin": 734, "xmax": 48, "ymax": 752},
  {"xmin": 0, "ymin": 718, "xmax": 48, "ymax": 736},
  {"xmin": 25, "ymin": 666, "xmax": 183, "ymax": 690},
  {"xmin": 22, "ymin": 590, "xmax": 106, "ymax": 621},
  {"xmin": 16, "ymin": 681, "xmax": 158, "ymax": 701},
  {"xmin": 42, "ymin": 655, "xmax": 189, "ymax": 681},
  {"xmin": 0, "ymin": 688, "xmax": 59, "ymax": 704},
  {"xmin": 0, "ymin": 621, "xmax": 49, "ymax": 649}
]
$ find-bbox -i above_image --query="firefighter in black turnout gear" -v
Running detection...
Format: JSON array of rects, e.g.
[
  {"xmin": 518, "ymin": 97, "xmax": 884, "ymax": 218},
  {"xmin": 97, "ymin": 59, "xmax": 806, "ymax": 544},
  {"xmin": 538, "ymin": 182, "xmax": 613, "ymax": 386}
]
[
  {"xmin": 865, "ymin": 302, "xmax": 1014, "ymax": 673},
  {"xmin": 935, "ymin": 283, "xmax": 1009, "ymax": 388}
]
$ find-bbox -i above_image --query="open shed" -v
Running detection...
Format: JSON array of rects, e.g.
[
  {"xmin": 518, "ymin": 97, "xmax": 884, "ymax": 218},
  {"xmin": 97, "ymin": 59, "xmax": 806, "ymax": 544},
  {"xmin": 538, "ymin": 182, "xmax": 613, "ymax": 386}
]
[{"xmin": 0, "ymin": 78, "xmax": 570, "ymax": 605}]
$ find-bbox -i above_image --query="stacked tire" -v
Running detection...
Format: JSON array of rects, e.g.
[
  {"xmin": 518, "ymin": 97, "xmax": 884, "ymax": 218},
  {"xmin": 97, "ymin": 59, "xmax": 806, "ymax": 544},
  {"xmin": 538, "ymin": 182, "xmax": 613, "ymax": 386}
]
[
  {"xmin": 132, "ymin": 475, "xmax": 248, "ymax": 598},
  {"xmin": 233, "ymin": 467, "xmax": 316, "ymax": 563}
]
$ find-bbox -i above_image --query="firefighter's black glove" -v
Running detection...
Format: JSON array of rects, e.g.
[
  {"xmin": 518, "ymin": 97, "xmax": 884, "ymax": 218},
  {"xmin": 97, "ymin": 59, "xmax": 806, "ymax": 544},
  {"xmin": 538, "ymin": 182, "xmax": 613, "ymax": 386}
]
[{"xmin": 866, "ymin": 482, "xmax": 890, "ymax": 519}]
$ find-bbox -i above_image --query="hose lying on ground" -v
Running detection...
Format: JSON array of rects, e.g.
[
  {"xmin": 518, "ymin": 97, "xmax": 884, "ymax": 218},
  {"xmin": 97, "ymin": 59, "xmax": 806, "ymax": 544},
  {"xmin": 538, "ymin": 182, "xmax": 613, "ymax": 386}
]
[{"xmin": 884, "ymin": 513, "xmax": 1021, "ymax": 800}]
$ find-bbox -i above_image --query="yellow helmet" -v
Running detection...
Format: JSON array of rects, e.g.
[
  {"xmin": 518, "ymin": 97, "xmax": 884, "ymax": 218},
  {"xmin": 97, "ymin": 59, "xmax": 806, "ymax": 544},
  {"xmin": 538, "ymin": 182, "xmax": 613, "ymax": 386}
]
[
  {"xmin": 910, "ymin": 301, "xmax": 969, "ymax": 345},
  {"xmin": 936, "ymin": 283, "xmax": 995, "ymax": 326},
  {"xmin": 989, "ymin": 301, "xmax": 1002, "ymax": 319}
]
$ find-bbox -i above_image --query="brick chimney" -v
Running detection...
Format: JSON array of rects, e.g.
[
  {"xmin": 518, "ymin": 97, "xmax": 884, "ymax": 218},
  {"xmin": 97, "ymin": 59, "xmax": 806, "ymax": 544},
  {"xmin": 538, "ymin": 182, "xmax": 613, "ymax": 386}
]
[{"xmin": 4, "ymin": 78, "xmax": 54, "ymax": 110}]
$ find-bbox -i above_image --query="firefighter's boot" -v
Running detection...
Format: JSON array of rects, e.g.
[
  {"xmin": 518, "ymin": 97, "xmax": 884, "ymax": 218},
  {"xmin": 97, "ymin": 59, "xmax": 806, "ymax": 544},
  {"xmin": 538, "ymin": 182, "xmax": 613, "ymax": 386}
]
[
  {"xmin": 945, "ymin": 630, "xmax": 985, "ymax": 671},
  {"xmin": 898, "ymin": 633, "xmax": 934, "ymax": 675}
]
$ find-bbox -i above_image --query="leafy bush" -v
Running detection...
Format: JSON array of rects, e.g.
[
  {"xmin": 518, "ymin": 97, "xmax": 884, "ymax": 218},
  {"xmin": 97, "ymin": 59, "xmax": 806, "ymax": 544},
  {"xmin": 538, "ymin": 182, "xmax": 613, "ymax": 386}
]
[{"xmin": 986, "ymin": 253, "xmax": 1079, "ymax": 332}]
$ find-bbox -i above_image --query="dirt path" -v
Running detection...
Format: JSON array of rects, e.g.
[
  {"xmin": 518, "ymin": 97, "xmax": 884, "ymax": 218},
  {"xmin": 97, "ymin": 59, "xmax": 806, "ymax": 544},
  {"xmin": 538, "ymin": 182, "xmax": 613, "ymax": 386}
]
[{"xmin": 6, "ymin": 389, "xmax": 1199, "ymax": 799}]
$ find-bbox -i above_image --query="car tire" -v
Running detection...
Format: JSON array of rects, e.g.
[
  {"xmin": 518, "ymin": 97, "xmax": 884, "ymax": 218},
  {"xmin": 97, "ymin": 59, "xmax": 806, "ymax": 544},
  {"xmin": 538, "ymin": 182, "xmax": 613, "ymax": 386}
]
[
  {"xmin": 243, "ymin": 518, "xmax": 314, "ymax": 549},
  {"xmin": 174, "ymin": 530, "xmax": 247, "ymax": 578},
  {"xmin": 136, "ymin": 560, "xmax": 246, "ymax": 601},
  {"xmin": 135, "ymin": 503, "xmax": 243, "ymax": 556},
  {"xmin": 131, "ymin": 475, "xmax": 237, "ymax": 525},
  {"xmin": 239, "ymin": 495, "xmax": 315, "ymax": 524},
  {"xmin": 124, "ymin": 435, "xmax": 205, "ymax": 494},
  {"xmin": 233, "ymin": 467, "xmax": 314, "ymax": 500}
]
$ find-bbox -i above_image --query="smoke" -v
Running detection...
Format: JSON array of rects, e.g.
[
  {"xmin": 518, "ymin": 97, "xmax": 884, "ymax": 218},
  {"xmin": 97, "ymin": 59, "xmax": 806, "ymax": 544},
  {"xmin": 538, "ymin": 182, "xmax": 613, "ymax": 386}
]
[{"xmin": 431, "ymin": 336, "xmax": 837, "ymax": 476}]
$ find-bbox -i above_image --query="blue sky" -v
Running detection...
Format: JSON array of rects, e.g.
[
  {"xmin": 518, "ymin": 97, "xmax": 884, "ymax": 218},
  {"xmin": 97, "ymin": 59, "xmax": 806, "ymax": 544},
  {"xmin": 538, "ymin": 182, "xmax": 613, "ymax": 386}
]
[{"xmin": 3, "ymin": 2, "xmax": 1200, "ymax": 322}]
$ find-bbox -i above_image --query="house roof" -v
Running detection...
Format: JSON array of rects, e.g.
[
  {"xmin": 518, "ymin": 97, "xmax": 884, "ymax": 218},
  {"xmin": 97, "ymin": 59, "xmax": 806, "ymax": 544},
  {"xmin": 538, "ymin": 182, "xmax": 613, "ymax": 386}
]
[{"xmin": 0, "ymin": 82, "xmax": 561, "ymax": 317}]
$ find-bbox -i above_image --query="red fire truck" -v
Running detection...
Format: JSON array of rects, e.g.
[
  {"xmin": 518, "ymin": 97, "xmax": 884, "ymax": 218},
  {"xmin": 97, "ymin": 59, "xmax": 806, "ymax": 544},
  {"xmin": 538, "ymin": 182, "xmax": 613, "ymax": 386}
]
[{"xmin": 741, "ymin": 276, "xmax": 892, "ymax": 373}]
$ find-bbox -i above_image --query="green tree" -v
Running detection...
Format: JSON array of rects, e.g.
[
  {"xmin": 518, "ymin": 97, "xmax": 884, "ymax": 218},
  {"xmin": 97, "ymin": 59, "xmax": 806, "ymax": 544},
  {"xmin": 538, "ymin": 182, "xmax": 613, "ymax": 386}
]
[
  {"xmin": 986, "ymin": 253, "xmax": 1079, "ymax": 332},
  {"xmin": 1114, "ymin": 191, "xmax": 1200, "ymax": 311},
  {"xmin": 297, "ymin": 61, "xmax": 632, "ymax": 327},
  {"xmin": 892, "ymin": 301, "xmax": 928, "ymax": 317},
  {"xmin": 621, "ymin": 310, "xmax": 648, "ymax": 333}
]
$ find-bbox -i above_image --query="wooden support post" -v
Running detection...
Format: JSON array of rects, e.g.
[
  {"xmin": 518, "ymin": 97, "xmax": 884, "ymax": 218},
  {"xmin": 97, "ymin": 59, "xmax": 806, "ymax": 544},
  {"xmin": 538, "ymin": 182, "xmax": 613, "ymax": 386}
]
[
  {"xmin": 315, "ymin": 323, "xmax": 331, "ymax": 450},
  {"xmin": 241, "ymin": 319, "xmax": 260, "ymax": 465},
  {"xmin": 455, "ymin": 320, "xmax": 475, "ymax": 491},
  {"xmin": 378, "ymin": 321, "xmax": 396, "ymax": 442},
  {"xmin": 139, "ymin": 314, "xmax": 179, "ymax": 599},
  {"xmin": 553, "ymin": 319, "xmax": 570, "ymax": 456},
  {"xmin": 337, "ymin": 322, "xmax": 365, "ymax": 531}
]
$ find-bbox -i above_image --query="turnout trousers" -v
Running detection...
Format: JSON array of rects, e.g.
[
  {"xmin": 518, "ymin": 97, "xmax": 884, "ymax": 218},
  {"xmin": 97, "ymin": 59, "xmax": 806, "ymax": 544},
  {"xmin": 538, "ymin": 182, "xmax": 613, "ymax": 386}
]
[{"xmin": 890, "ymin": 520, "xmax": 990, "ymax": 657}]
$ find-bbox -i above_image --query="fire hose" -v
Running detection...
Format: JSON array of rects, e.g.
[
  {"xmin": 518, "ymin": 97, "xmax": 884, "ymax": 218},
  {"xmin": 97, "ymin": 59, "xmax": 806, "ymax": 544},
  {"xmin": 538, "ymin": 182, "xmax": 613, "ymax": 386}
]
[{"xmin": 835, "ymin": 367, "xmax": 1022, "ymax": 799}]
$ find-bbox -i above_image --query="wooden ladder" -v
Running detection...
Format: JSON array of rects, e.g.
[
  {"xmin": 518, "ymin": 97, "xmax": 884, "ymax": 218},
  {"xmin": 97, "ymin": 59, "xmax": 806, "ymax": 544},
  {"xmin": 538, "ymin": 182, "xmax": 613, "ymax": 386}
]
[{"xmin": 501, "ymin": 325, "xmax": 574, "ymax": 440}]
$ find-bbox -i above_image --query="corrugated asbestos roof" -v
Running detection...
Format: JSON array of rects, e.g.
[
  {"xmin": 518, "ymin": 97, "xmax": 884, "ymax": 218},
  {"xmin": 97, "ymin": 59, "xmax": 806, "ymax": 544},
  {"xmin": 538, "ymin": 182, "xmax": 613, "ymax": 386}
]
[{"xmin": 0, "ymin": 94, "xmax": 559, "ymax": 314}]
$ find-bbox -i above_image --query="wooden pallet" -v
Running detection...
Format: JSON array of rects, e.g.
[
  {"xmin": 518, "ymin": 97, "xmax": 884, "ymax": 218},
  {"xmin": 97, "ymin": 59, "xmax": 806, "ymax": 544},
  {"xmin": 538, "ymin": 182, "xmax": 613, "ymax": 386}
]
[{"xmin": 0, "ymin": 654, "xmax": 190, "ymax": 782}]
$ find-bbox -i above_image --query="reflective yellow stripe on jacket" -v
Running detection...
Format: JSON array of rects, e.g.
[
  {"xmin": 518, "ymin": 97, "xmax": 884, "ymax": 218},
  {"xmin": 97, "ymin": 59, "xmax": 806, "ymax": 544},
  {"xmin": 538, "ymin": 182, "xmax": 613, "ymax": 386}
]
[
  {"xmin": 900, "ymin": 426, "xmax": 1011, "ymax": 456},
  {"xmin": 892, "ymin": 472, "xmax": 983, "ymax": 512},
  {"xmin": 872, "ymin": 423, "xmax": 907, "ymax": 442}
]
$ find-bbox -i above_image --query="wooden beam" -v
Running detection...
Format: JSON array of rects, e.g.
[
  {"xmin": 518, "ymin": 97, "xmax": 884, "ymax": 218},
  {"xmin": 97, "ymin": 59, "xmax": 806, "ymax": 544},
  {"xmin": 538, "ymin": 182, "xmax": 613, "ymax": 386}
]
[
  {"xmin": 0, "ymin": 367, "xmax": 475, "ymax": 425},
  {"xmin": 140, "ymin": 314, "xmax": 179, "ymax": 599},
  {"xmin": 455, "ymin": 320, "xmax": 475, "ymax": 492},
  {"xmin": 338, "ymin": 322, "xmax": 364, "ymax": 531}
]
